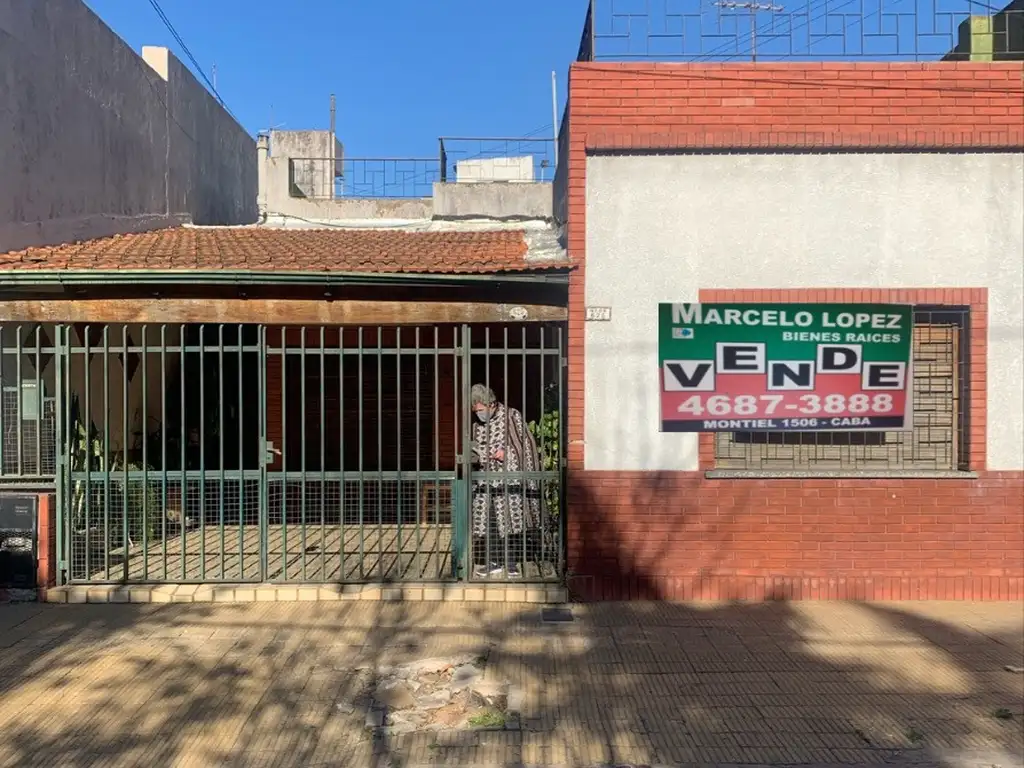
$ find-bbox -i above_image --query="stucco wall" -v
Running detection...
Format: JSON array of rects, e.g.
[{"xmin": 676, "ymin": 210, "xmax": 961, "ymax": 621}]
[
  {"xmin": 0, "ymin": 0, "xmax": 255, "ymax": 253},
  {"xmin": 584, "ymin": 152, "xmax": 1024, "ymax": 472}
]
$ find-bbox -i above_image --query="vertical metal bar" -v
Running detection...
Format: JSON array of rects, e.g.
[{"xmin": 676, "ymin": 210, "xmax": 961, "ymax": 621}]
[
  {"xmin": 413, "ymin": 327, "xmax": 422, "ymax": 575},
  {"xmin": 179, "ymin": 324, "xmax": 187, "ymax": 580},
  {"xmin": 16, "ymin": 327, "xmax": 23, "ymax": 477},
  {"xmin": 502, "ymin": 326, "xmax": 510, "ymax": 581},
  {"xmin": 454, "ymin": 325, "xmax": 462, "ymax": 581},
  {"xmin": 141, "ymin": 326, "xmax": 149, "ymax": 580},
  {"xmin": 54, "ymin": 325, "xmax": 65, "ymax": 585},
  {"xmin": 34, "ymin": 326, "xmax": 42, "ymax": 475},
  {"xmin": 280, "ymin": 326, "xmax": 287, "ymax": 581},
  {"xmin": 0, "ymin": 327, "xmax": 5, "ymax": 474},
  {"xmin": 461, "ymin": 325, "xmax": 472, "ymax": 581},
  {"xmin": 219, "ymin": 324, "xmax": 225, "ymax": 580},
  {"xmin": 199, "ymin": 326, "xmax": 207, "ymax": 581},
  {"xmin": 160, "ymin": 325, "xmax": 168, "ymax": 580},
  {"xmin": 396, "ymin": 327, "xmax": 403, "ymax": 579},
  {"xmin": 377, "ymin": 326, "xmax": 383, "ymax": 582},
  {"xmin": 300, "ymin": 328, "xmax": 307, "ymax": 581},
  {"xmin": 357, "ymin": 327, "xmax": 365, "ymax": 579},
  {"xmin": 539, "ymin": 326, "xmax": 547, "ymax": 569},
  {"xmin": 259, "ymin": 324, "xmax": 269, "ymax": 581},
  {"xmin": 238, "ymin": 324, "xmax": 245, "ymax": 579},
  {"xmin": 430, "ymin": 327, "xmax": 439, "ymax": 575},
  {"xmin": 521, "ymin": 325, "xmax": 528, "ymax": 576},
  {"xmin": 320, "ymin": 326, "xmax": 326, "ymax": 582},
  {"xmin": 557, "ymin": 324, "xmax": 565, "ymax": 578},
  {"xmin": 484, "ymin": 326, "xmax": 491, "ymax": 578},
  {"xmin": 84, "ymin": 327, "xmax": 92, "ymax": 581},
  {"xmin": 102, "ymin": 326, "xmax": 110, "ymax": 578},
  {"xmin": 82, "ymin": 327, "xmax": 91, "ymax": 581},
  {"xmin": 338, "ymin": 328, "xmax": 345, "ymax": 581},
  {"xmin": 122, "ymin": 324, "xmax": 129, "ymax": 582}
]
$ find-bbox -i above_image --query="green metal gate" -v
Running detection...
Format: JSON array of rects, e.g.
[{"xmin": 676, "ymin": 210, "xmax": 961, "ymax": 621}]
[{"xmin": 47, "ymin": 321, "xmax": 563, "ymax": 586}]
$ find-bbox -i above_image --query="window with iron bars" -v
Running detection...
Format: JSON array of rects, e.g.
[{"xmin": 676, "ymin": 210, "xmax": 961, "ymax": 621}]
[{"xmin": 713, "ymin": 307, "xmax": 970, "ymax": 473}]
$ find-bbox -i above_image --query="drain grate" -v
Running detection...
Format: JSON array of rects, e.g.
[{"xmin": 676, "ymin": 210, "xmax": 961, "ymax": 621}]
[{"xmin": 540, "ymin": 606, "xmax": 574, "ymax": 623}]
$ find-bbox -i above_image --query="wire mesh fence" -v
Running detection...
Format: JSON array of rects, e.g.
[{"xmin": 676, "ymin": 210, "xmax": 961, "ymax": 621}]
[{"xmin": 0, "ymin": 324, "xmax": 58, "ymax": 482}]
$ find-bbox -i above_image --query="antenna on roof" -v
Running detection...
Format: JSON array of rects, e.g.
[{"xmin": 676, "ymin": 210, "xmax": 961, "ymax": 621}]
[{"xmin": 714, "ymin": 0, "xmax": 784, "ymax": 62}]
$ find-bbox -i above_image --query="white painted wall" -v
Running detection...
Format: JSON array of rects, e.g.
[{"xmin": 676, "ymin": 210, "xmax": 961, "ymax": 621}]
[
  {"xmin": 457, "ymin": 156, "xmax": 534, "ymax": 183},
  {"xmin": 584, "ymin": 152, "xmax": 1024, "ymax": 472}
]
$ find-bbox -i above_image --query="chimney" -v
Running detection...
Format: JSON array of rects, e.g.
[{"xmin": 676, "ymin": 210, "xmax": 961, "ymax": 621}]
[{"xmin": 256, "ymin": 133, "xmax": 270, "ymax": 219}]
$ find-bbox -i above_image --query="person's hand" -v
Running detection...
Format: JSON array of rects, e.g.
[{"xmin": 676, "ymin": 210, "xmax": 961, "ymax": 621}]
[{"xmin": 492, "ymin": 448, "xmax": 505, "ymax": 462}]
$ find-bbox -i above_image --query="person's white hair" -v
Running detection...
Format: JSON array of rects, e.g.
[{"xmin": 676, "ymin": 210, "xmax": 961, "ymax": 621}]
[{"xmin": 470, "ymin": 384, "xmax": 496, "ymax": 406}]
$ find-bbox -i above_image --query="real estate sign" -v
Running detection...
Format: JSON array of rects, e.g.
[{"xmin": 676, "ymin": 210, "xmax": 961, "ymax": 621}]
[{"xmin": 659, "ymin": 303, "xmax": 914, "ymax": 432}]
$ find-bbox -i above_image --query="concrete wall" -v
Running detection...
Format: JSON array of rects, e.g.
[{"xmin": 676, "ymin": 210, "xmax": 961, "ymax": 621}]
[
  {"xmin": 0, "ymin": 0, "xmax": 256, "ymax": 253},
  {"xmin": 268, "ymin": 130, "xmax": 343, "ymax": 200},
  {"xmin": 432, "ymin": 182, "xmax": 552, "ymax": 220},
  {"xmin": 583, "ymin": 152, "xmax": 1024, "ymax": 472},
  {"xmin": 456, "ymin": 156, "xmax": 534, "ymax": 183}
]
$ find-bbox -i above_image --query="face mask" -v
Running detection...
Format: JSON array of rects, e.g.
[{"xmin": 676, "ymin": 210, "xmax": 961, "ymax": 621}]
[{"xmin": 475, "ymin": 409, "xmax": 491, "ymax": 423}]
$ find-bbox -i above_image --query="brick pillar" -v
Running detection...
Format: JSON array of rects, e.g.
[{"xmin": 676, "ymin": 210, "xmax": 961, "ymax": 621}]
[{"xmin": 36, "ymin": 493, "xmax": 57, "ymax": 600}]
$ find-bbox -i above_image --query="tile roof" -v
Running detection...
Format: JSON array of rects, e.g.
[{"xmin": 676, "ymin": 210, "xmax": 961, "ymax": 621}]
[{"xmin": 0, "ymin": 226, "xmax": 566, "ymax": 274}]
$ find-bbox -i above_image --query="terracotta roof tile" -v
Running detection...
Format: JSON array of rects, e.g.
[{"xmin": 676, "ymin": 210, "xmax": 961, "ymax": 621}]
[{"xmin": 0, "ymin": 227, "xmax": 566, "ymax": 274}]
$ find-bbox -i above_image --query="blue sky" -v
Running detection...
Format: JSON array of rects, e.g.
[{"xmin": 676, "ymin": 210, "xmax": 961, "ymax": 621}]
[
  {"xmin": 84, "ymin": 0, "xmax": 590, "ymax": 156},
  {"xmin": 84, "ymin": 0, "xmax": 986, "ymax": 158}
]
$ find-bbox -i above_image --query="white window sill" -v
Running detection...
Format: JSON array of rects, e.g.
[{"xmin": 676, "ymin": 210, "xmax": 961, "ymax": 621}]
[{"xmin": 705, "ymin": 469, "xmax": 978, "ymax": 480}]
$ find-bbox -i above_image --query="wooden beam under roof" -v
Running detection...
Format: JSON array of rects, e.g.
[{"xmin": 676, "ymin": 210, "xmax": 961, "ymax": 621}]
[{"xmin": 0, "ymin": 298, "xmax": 567, "ymax": 325}]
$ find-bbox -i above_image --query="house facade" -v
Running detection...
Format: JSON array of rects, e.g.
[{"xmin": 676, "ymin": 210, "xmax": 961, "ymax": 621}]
[
  {"xmin": 0, "ymin": 224, "xmax": 570, "ymax": 598},
  {"xmin": 3, "ymin": 0, "xmax": 1021, "ymax": 603},
  {"xmin": 560, "ymin": 61, "xmax": 1024, "ymax": 601}
]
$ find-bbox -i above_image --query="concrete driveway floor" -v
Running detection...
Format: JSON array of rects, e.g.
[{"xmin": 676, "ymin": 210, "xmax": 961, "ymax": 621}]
[{"xmin": 0, "ymin": 600, "xmax": 1020, "ymax": 767}]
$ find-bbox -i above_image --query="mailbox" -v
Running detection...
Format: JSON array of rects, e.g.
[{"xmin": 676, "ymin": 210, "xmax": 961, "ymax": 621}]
[{"xmin": 0, "ymin": 494, "xmax": 37, "ymax": 589}]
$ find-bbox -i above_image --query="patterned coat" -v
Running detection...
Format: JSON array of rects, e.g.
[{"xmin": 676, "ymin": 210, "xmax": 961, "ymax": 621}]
[{"xmin": 471, "ymin": 403, "xmax": 542, "ymax": 539}]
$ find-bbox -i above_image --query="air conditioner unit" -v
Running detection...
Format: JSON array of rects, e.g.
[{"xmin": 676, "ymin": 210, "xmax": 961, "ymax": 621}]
[{"xmin": 0, "ymin": 494, "xmax": 37, "ymax": 590}]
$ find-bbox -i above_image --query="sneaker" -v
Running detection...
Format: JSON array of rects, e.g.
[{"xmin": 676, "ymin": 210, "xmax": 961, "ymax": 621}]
[
  {"xmin": 506, "ymin": 565, "xmax": 522, "ymax": 579},
  {"xmin": 487, "ymin": 564, "xmax": 505, "ymax": 577},
  {"xmin": 473, "ymin": 564, "xmax": 489, "ymax": 578}
]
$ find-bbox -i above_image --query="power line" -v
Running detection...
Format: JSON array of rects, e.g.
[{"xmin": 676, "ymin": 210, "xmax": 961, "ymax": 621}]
[{"xmin": 146, "ymin": 0, "xmax": 239, "ymax": 122}]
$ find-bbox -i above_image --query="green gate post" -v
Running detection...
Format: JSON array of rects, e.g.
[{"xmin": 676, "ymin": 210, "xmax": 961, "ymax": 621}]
[
  {"xmin": 54, "ymin": 324, "xmax": 66, "ymax": 587},
  {"xmin": 451, "ymin": 481, "xmax": 465, "ymax": 580},
  {"xmin": 452, "ymin": 324, "xmax": 472, "ymax": 581}
]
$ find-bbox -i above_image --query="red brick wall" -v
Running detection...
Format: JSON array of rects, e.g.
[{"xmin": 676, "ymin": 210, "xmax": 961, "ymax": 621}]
[
  {"xmin": 564, "ymin": 63, "xmax": 1024, "ymax": 601},
  {"xmin": 35, "ymin": 494, "xmax": 56, "ymax": 599},
  {"xmin": 567, "ymin": 473, "xmax": 1024, "ymax": 601}
]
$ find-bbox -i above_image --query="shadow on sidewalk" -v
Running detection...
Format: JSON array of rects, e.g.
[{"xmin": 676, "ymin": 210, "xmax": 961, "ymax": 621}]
[
  {"xmin": 0, "ymin": 589, "xmax": 1019, "ymax": 767},
  {"xmin": 0, "ymin": 456, "xmax": 1020, "ymax": 766}
]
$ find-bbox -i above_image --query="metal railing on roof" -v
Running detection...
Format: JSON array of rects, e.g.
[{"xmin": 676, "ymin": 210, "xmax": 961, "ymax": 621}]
[
  {"xmin": 288, "ymin": 157, "xmax": 440, "ymax": 199},
  {"xmin": 577, "ymin": 0, "xmax": 1024, "ymax": 62},
  {"xmin": 287, "ymin": 136, "xmax": 557, "ymax": 200},
  {"xmin": 438, "ymin": 137, "xmax": 556, "ymax": 185}
]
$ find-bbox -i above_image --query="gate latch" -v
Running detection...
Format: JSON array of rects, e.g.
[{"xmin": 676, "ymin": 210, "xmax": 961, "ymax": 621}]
[{"xmin": 262, "ymin": 439, "xmax": 282, "ymax": 465}]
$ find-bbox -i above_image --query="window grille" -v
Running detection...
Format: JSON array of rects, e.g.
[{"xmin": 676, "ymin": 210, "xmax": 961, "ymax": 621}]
[{"xmin": 713, "ymin": 307, "xmax": 969, "ymax": 472}]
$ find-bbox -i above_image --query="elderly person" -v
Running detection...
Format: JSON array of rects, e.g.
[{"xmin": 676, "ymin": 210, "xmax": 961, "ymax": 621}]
[{"xmin": 470, "ymin": 384, "xmax": 541, "ymax": 578}]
